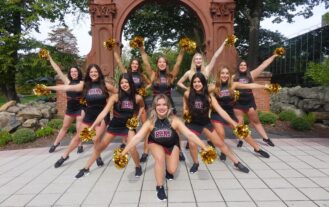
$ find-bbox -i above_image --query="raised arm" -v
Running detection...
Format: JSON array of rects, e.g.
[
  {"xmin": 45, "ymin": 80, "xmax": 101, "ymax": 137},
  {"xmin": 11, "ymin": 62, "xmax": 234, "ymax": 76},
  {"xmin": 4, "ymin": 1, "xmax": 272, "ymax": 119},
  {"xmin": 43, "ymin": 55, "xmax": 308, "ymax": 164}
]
[
  {"xmin": 46, "ymin": 82, "xmax": 83, "ymax": 92},
  {"xmin": 210, "ymin": 93, "xmax": 237, "ymax": 127},
  {"xmin": 121, "ymin": 120, "xmax": 152, "ymax": 155},
  {"xmin": 172, "ymin": 117, "xmax": 207, "ymax": 150},
  {"xmin": 139, "ymin": 46, "xmax": 154, "ymax": 80},
  {"xmin": 90, "ymin": 95, "xmax": 117, "ymax": 130},
  {"xmin": 170, "ymin": 49, "xmax": 185, "ymax": 79},
  {"xmin": 48, "ymin": 54, "xmax": 69, "ymax": 85},
  {"xmin": 205, "ymin": 40, "xmax": 226, "ymax": 77},
  {"xmin": 250, "ymin": 54, "xmax": 278, "ymax": 79},
  {"xmin": 177, "ymin": 70, "xmax": 190, "ymax": 91},
  {"xmin": 113, "ymin": 50, "xmax": 127, "ymax": 74},
  {"xmin": 105, "ymin": 81, "xmax": 118, "ymax": 94},
  {"xmin": 183, "ymin": 90, "xmax": 189, "ymax": 114}
]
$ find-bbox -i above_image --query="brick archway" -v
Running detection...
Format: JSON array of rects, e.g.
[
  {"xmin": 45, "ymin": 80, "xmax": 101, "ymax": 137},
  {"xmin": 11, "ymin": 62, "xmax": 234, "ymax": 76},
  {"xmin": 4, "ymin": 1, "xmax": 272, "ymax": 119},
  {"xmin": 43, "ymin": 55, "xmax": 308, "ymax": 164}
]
[{"xmin": 86, "ymin": 0, "xmax": 237, "ymax": 76}]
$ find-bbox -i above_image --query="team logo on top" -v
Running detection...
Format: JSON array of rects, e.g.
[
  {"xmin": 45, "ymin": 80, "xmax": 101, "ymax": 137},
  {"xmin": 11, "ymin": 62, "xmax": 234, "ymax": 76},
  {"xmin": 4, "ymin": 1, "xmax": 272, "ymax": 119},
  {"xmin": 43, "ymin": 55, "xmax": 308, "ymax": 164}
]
[
  {"xmin": 121, "ymin": 100, "xmax": 134, "ymax": 109},
  {"xmin": 154, "ymin": 129, "xmax": 172, "ymax": 138},
  {"xmin": 220, "ymin": 89, "xmax": 230, "ymax": 97},
  {"xmin": 160, "ymin": 77, "xmax": 167, "ymax": 84},
  {"xmin": 194, "ymin": 100, "xmax": 203, "ymax": 109},
  {"xmin": 239, "ymin": 78, "xmax": 249, "ymax": 84},
  {"xmin": 133, "ymin": 76, "xmax": 140, "ymax": 84},
  {"xmin": 88, "ymin": 88, "xmax": 103, "ymax": 95}
]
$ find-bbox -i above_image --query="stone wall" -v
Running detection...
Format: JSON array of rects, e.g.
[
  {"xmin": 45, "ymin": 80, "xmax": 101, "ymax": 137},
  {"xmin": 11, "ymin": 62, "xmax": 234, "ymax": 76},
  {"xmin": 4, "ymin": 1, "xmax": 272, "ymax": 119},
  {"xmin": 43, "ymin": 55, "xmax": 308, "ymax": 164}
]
[
  {"xmin": 0, "ymin": 101, "xmax": 57, "ymax": 132},
  {"xmin": 271, "ymin": 86, "xmax": 329, "ymax": 123}
]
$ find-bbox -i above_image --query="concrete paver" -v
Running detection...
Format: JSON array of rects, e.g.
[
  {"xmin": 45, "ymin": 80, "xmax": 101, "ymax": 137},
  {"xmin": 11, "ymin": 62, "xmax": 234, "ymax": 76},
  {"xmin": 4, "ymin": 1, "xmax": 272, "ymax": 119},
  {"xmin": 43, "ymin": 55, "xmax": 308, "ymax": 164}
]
[{"xmin": 0, "ymin": 138, "xmax": 329, "ymax": 206}]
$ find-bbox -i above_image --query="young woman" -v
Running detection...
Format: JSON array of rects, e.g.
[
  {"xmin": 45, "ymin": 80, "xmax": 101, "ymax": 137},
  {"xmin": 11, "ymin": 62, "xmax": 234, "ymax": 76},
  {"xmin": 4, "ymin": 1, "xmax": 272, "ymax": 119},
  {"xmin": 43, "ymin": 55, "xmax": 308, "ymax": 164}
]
[
  {"xmin": 120, "ymin": 94, "xmax": 209, "ymax": 201},
  {"xmin": 139, "ymin": 43, "xmax": 186, "ymax": 161},
  {"xmin": 75, "ymin": 73, "xmax": 145, "ymax": 178},
  {"xmin": 184, "ymin": 73, "xmax": 249, "ymax": 174},
  {"xmin": 210, "ymin": 66, "xmax": 270, "ymax": 160},
  {"xmin": 177, "ymin": 39, "xmax": 226, "ymax": 90},
  {"xmin": 46, "ymin": 64, "xmax": 117, "ymax": 168},
  {"xmin": 47, "ymin": 54, "xmax": 85, "ymax": 153},
  {"xmin": 233, "ymin": 55, "xmax": 278, "ymax": 147},
  {"xmin": 113, "ymin": 48, "xmax": 151, "ymax": 162}
]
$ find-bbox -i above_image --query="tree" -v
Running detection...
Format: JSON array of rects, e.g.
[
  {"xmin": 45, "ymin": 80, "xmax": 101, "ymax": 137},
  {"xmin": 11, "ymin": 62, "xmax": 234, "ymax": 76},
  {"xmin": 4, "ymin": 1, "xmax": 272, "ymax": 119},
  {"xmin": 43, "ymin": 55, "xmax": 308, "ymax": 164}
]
[
  {"xmin": 47, "ymin": 27, "xmax": 79, "ymax": 55},
  {"xmin": 0, "ymin": 0, "xmax": 87, "ymax": 102},
  {"xmin": 235, "ymin": 0, "xmax": 329, "ymax": 69}
]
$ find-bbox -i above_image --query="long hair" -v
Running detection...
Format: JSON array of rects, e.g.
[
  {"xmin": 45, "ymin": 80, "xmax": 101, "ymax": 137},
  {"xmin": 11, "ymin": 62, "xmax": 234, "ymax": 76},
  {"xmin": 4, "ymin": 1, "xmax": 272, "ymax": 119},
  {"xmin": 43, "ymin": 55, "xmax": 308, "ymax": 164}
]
[
  {"xmin": 215, "ymin": 65, "xmax": 234, "ymax": 97},
  {"xmin": 127, "ymin": 58, "xmax": 149, "ymax": 86},
  {"xmin": 190, "ymin": 53, "xmax": 206, "ymax": 75},
  {"xmin": 149, "ymin": 94, "xmax": 174, "ymax": 124},
  {"xmin": 233, "ymin": 60, "xmax": 253, "ymax": 83},
  {"xmin": 188, "ymin": 73, "xmax": 210, "ymax": 115},
  {"xmin": 67, "ymin": 66, "xmax": 83, "ymax": 81},
  {"xmin": 83, "ymin": 64, "xmax": 109, "ymax": 99},
  {"xmin": 154, "ymin": 56, "xmax": 173, "ymax": 85},
  {"xmin": 118, "ymin": 73, "xmax": 137, "ymax": 111}
]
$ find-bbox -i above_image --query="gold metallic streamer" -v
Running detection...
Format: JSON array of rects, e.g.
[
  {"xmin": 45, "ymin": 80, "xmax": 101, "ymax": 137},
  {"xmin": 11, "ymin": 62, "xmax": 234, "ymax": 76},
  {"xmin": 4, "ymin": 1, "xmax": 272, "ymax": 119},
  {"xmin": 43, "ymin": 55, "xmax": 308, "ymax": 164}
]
[
  {"xmin": 200, "ymin": 146, "xmax": 218, "ymax": 164},
  {"xmin": 126, "ymin": 116, "xmax": 139, "ymax": 130},
  {"xmin": 137, "ymin": 87, "xmax": 147, "ymax": 97},
  {"xmin": 103, "ymin": 38, "xmax": 116, "ymax": 51},
  {"xmin": 274, "ymin": 47, "xmax": 285, "ymax": 56},
  {"xmin": 179, "ymin": 37, "xmax": 196, "ymax": 53},
  {"xmin": 129, "ymin": 36, "xmax": 144, "ymax": 48},
  {"xmin": 79, "ymin": 127, "xmax": 96, "ymax": 143},
  {"xmin": 233, "ymin": 124, "xmax": 251, "ymax": 140},
  {"xmin": 33, "ymin": 84, "xmax": 50, "ymax": 96},
  {"xmin": 183, "ymin": 111, "xmax": 192, "ymax": 123},
  {"xmin": 38, "ymin": 48, "xmax": 49, "ymax": 59},
  {"xmin": 113, "ymin": 148, "xmax": 129, "ymax": 169},
  {"xmin": 225, "ymin": 34, "xmax": 238, "ymax": 46},
  {"xmin": 265, "ymin": 83, "xmax": 282, "ymax": 94},
  {"xmin": 233, "ymin": 90, "xmax": 240, "ymax": 102}
]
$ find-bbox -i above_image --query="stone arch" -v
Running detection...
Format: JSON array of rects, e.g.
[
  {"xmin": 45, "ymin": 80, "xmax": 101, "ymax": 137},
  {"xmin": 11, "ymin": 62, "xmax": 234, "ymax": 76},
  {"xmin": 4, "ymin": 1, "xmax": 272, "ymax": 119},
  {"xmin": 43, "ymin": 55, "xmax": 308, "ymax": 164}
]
[{"xmin": 87, "ymin": 0, "xmax": 237, "ymax": 76}]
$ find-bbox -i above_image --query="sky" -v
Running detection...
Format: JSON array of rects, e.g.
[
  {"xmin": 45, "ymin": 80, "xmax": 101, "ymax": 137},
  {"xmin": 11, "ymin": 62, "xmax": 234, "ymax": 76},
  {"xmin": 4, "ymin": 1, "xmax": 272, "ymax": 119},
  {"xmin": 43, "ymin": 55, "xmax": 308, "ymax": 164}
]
[{"xmin": 31, "ymin": 3, "xmax": 328, "ymax": 57}]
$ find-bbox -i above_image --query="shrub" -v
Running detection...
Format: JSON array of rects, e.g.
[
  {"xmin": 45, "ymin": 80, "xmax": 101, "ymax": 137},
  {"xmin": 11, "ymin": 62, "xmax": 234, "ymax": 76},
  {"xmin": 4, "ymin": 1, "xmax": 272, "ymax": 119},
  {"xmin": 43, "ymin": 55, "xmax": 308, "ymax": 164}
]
[
  {"xmin": 68, "ymin": 123, "xmax": 76, "ymax": 134},
  {"xmin": 36, "ymin": 126, "xmax": 53, "ymax": 138},
  {"xmin": 258, "ymin": 111, "xmax": 278, "ymax": 125},
  {"xmin": 290, "ymin": 117, "xmax": 311, "ymax": 131},
  {"xmin": 243, "ymin": 115, "xmax": 249, "ymax": 125},
  {"xmin": 305, "ymin": 57, "xmax": 329, "ymax": 86},
  {"xmin": 305, "ymin": 112, "xmax": 316, "ymax": 125},
  {"xmin": 48, "ymin": 119, "xmax": 63, "ymax": 129},
  {"xmin": 0, "ymin": 131, "xmax": 12, "ymax": 147},
  {"xmin": 278, "ymin": 110, "xmax": 297, "ymax": 122},
  {"xmin": 12, "ymin": 128, "xmax": 36, "ymax": 144}
]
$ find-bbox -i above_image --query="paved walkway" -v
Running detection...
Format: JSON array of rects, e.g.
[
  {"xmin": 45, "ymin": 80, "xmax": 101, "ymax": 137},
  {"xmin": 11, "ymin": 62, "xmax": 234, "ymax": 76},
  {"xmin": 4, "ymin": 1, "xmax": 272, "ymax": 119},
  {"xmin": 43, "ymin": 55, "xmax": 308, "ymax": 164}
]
[{"xmin": 1, "ymin": 138, "xmax": 329, "ymax": 207}]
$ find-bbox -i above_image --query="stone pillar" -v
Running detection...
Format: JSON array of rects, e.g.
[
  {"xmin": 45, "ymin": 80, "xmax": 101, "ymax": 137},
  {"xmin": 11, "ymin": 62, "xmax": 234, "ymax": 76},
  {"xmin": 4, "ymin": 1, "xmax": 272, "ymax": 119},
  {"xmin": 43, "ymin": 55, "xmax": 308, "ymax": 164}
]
[
  {"xmin": 253, "ymin": 72, "xmax": 272, "ymax": 111},
  {"xmin": 55, "ymin": 77, "xmax": 66, "ymax": 117}
]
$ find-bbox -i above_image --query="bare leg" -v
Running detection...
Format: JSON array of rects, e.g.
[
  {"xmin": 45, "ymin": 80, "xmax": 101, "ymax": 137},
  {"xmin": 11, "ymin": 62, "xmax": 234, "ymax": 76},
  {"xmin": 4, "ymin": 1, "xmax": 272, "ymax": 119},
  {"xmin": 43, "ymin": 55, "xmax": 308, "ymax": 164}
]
[{"xmin": 149, "ymin": 143, "xmax": 166, "ymax": 186}]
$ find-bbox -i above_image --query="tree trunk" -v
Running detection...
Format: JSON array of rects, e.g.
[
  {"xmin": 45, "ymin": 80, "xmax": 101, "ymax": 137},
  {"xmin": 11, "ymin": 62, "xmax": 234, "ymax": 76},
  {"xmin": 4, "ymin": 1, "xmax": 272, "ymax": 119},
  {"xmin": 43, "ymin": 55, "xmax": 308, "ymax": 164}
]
[
  {"xmin": 1, "ymin": 70, "xmax": 20, "ymax": 102},
  {"xmin": 247, "ymin": 1, "xmax": 262, "ymax": 70}
]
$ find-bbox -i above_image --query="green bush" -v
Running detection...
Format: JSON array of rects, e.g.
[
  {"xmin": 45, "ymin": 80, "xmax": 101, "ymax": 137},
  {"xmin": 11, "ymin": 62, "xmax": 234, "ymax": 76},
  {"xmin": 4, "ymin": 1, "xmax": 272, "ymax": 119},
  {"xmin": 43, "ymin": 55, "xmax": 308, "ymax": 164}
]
[
  {"xmin": 48, "ymin": 119, "xmax": 63, "ymax": 129},
  {"xmin": 12, "ymin": 128, "xmax": 36, "ymax": 144},
  {"xmin": 36, "ymin": 126, "xmax": 53, "ymax": 138},
  {"xmin": 68, "ymin": 123, "xmax": 76, "ymax": 134},
  {"xmin": 278, "ymin": 110, "xmax": 297, "ymax": 122},
  {"xmin": 305, "ymin": 112, "xmax": 316, "ymax": 125},
  {"xmin": 290, "ymin": 117, "xmax": 311, "ymax": 131},
  {"xmin": 305, "ymin": 57, "xmax": 329, "ymax": 86},
  {"xmin": 0, "ymin": 131, "xmax": 12, "ymax": 147},
  {"xmin": 258, "ymin": 111, "xmax": 278, "ymax": 125},
  {"xmin": 243, "ymin": 115, "xmax": 249, "ymax": 125}
]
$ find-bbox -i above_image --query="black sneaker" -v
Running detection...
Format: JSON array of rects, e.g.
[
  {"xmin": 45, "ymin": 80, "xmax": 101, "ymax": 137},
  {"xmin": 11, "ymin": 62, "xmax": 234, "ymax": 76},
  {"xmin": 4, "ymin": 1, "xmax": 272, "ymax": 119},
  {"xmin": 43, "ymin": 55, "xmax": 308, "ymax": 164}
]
[
  {"xmin": 207, "ymin": 140, "xmax": 215, "ymax": 148},
  {"xmin": 156, "ymin": 186, "xmax": 167, "ymax": 201},
  {"xmin": 237, "ymin": 140, "xmax": 243, "ymax": 147},
  {"xmin": 220, "ymin": 152, "xmax": 226, "ymax": 161},
  {"xmin": 185, "ymin": 142, "xmax": 189, "ymax": 150},
  {"xmin": 263, "ymin": 138, "xmax": 275, "ymax": 147},
  {"xmin": 140, "ymin": 153, "xmax": 148, "ymax": 163},
  {"xmin": 75, "ymin": 168, "xmax": 89, "ymax": 178},
  {"xmin": 135, "ymin": 166, "xmax": 142, "ymax": 177},
  {"xmin": 54, "ymin": 156, "xmax": 69, "ymax": 168},
  {"xmin": 96, "ymin": 157, "xmax": 104, "ymax": 167},
  {"xmin": 49, "ymin": 143, "xmax": 60, "ymax": 153},
  {"xmin": 254, "ymin": 149, "xmax": 270, "ymax": 158},
  {"xmin": 165, "ymin": 170, "xmax": 174, "ymax": 180},
  {"xmin": 189, "ymin": 163, "xmax": 199, "ymax": 174},
  {"xmin": 234, "ymin": 162, "xmax": 250, "ymax": 173},
  {"xmin": 120, "ymin": 143, "xmax": 126, "ymax": 149},
  {"xmin": 179, "ymin": 152, "xmax": 185, "ymax": 161},
  {"xmin": 77, "ymin": 146, "xmax": 84, "ymax": 153}
]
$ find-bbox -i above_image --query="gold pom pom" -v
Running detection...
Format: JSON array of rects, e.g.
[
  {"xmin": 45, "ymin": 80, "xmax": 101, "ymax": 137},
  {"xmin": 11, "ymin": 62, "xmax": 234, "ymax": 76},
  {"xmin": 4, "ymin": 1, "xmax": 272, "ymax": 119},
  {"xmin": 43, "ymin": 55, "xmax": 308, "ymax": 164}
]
[
  {"xmin": 129, "ymin": 36, "xmax": 144, "ymax": 48},
  {"xmin": 200, "ymin": 146, "xmax": 218, "ymax": 164},
  {"xmin": 79, "ymin": 98, "xmax": 87, "ymax": 106},
  {"xmin": 126, "ymin": 116, "xmax": 139, "ymax": 130},
  {"xmin": 274, "ymin": 47, "xmax": 285, "ymax": 56},
  {"xmin": 183, "ymin": 111, "xmax": 192, "ymax": 123},
  {"xmin": 265, "ymin": 83, "xmax": 282, "ymax": 94},
  {"xmin": 38, "ymin": 48, "xmax": 49, "ymax": 59},
  {"xmin": 225, "ymin": 34, "xmax": 238, "ymax": 46},
  {"xmin": 233, "ymin": 124, "xmax": 251, "ymax": 140},
  {"xmin": 137, "ymin": 87, "xmax": 147, "ymax": 97},
  {"xmin": 103, "ymin": 38, "xmax": 116, "ymax": 51},
  {"xmin": 113, "ymin": 148, "xmax": 129, "ymax": 169},
  {"xmin": 33, "ymin": 84, "xmax": 50, "ymax": 96},
  {"xmin": 79, "ymin": 127, "xmax": 96, "ymax": 143},
  {"xmin": 179, "ymin": 37, "xmax": 196, "ymax": 53},
  {"xmin": 234, "ymin": 90, "xmax": 240, "ymax": 102}
]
